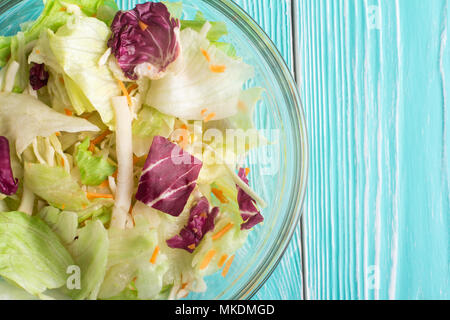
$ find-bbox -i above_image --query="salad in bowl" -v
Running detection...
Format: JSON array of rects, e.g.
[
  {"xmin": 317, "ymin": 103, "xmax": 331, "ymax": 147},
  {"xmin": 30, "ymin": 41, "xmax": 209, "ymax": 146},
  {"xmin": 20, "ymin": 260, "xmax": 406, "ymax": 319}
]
[{"xmin": 0, "ymin": 0, "xmax": 269, "ymax": 300}]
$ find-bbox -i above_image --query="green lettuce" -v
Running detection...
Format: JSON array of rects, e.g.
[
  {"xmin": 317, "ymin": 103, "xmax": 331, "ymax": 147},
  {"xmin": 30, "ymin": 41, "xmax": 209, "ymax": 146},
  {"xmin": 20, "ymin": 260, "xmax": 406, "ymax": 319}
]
[
  {"xmin": 47, "ymin": 16, "xmax": 121, "ymax": 126},
  {"xmin": 0, "ymin": 0, "xmax": 119, "ymax": 68},
  {"xmin": 0, "ymin": 92, "xmax": 99, "ymax": 156},
  {"xmin": 132, "ymin": 106, "xmax": 176, "ymax": 157},
  {"xmin": 0, "ymin": 211, "xmax": 74, "ymax": 297},
  {"xmin": 65, "ymin": 220, "xmax": 109, "ymax": 300},
  {"xmin": 24, "ymin": 162, "xmax": 90, "ymax": 211},
  {"xmin": 75, "ymin": 138, "xmax": 116, "ymax": 186},
  {"xmin": 38, "ymin": 206, "xmax": 78, "ymax": 245}
]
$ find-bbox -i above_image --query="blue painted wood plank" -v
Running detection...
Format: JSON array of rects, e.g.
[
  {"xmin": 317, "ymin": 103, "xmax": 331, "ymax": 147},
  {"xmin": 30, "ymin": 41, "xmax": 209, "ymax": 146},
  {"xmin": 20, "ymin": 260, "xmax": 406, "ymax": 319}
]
[
  {"xmin": 232, "ymin": 0, "xmax": 304, "ymax": 300},
  {"xmin": 296, "ymin": 0, "xmax": 449, "ymax": 299}
]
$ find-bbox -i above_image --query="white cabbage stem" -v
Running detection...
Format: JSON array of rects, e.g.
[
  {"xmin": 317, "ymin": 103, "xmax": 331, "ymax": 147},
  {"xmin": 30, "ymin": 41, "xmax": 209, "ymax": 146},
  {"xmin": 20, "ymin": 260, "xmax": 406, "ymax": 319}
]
[
  {"xmin": 18, "ymin": 186, "xmax": 35, "ymax": 216},
  {"xmin": 110, "ymin": 96, "xmax": 134, "ymax": 229}
]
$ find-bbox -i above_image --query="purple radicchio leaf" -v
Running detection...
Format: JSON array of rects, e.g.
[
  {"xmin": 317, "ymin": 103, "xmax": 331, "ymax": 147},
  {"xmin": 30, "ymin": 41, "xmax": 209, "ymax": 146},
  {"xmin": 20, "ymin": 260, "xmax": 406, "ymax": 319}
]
[
  {"xmin": 167, "ymin": 197, "xmax": 219, "ymax": 253},
  {"xmin": 29, "ymin": 63, "xmax": 49, "ymax": 90},
  {"xmin": 135, "ymin": 136, "xmax": 202, "ymax": 217},
  {"xmin": 107, "ymin": 2, "xmax": 181, "ymax": 80},
  {"xmin": 0, "ymin": 136, "xmax": 19, "ymax": 196},
  {"xmin": 237, "ymin": 168, "xmax": 264, "ymax": 230}
]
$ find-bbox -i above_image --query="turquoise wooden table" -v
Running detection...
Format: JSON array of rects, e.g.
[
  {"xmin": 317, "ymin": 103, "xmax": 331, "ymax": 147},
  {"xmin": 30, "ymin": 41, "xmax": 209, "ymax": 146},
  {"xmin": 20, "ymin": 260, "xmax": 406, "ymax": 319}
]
[{"xmin": 236, "ymin": 0, "xmax": 449, "ymax": 300}]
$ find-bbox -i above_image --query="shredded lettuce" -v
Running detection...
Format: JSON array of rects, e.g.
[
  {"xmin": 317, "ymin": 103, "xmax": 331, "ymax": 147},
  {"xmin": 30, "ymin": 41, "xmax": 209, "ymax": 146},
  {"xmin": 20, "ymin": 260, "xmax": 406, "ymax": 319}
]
[
  {"xmin": 0, "ymin": 211, "xmax": 74, "ymax": 297},
  {"xmin": 75, "ymin": 138, "xmax": 116, "ymax": 186}
]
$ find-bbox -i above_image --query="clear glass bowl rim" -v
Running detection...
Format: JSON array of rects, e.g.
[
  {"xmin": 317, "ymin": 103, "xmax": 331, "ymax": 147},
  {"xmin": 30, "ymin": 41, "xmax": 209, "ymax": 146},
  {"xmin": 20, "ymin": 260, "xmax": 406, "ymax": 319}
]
[{"xmin": 0, "ymin": 0, "xmax": 309, "ymax": 300}]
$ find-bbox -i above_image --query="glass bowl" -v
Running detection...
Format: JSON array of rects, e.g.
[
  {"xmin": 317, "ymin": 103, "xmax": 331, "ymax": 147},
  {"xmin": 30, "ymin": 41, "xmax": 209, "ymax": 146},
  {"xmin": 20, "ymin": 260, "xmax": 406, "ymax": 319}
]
[{"xmin": 0, "ymin": 0, "xmax": 308, "ymax": 300}]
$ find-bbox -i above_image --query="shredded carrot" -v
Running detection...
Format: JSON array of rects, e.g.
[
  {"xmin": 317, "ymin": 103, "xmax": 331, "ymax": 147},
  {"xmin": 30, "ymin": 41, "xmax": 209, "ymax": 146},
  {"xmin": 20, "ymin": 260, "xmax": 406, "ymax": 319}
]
[
  {"xmin": 89, "ymin": 130, "xmax": 112, "ymax": 152},
  {"xmin": 201, "ymin": 49, "xmax": 211, "ymax": 62},
  {"xmin": 82, "ymin": 204, "xmax": 87, "ymax": 209},
  {"xmin": 199, "ymin": 250, "xmax": 217, "ymax": 270},
  {"xmin": 92, "ymin": 14, "xmax": 96, "ymax": 18},
  {"xmin": 60, "ymin": 157, "xmax": 65, "ymax": 167},
  {"xmin": 180, "ymin": 124, "xmax": 188, "ymax": 130},
  {"xmin": 181, "ymin": 283, "xmax": 188, "ymax": 290},
  {"xmin": 35, "ymin": 49, "xmax": 41, "ymax": 55},
  {"xmin": 187, "ymin": 244, "xmax": 196, "ymax": 251},
  {"xmin": 59, "ymin": 7, "xmax": 67, "ymax": 12},
  {"xmin": 61, "ymin": 204, "xmax": 66, "ymax": 210},
  {"xmin": 86, "ymin": 192, "xmax": 114, "ymax": 200},
  {"xmin": 201, "ymin": 108, "xmax": 208, "ymax": 116},
  {"xmin": 209, "ymin": 64, "xmax": 226, "ymax": 73},
  {"xmin": 221, "ymin": 255, "xmax": 235, "ymax": 277},
  {"xmin": 203, "ymin": 112, "xmax": 216, "ymax": 123},
  {"xmin": 245, "ymin": 168, "xmax": 250, "ymax": 176},
  {"xmin": 112, "ymin": 169, "xmax": 118, "ymax": 179},
  {"xmin": 211, "ymin": 188, "xmax": 229, "ymax": 204},
  {"xmin": 127, "ymin": 83, "xmax": 138, "ymax": 94},
  {"xmin": 178, "ymin": 129, "xmax": 190, "ymax": 149},
  {"xmin": 218, "ymin": 254, "xmax": 229, "ymax": 268},
  {"xmin": 147, "ymin": 65, "xmax": 152, "ymax": 71},
  {"xmin": 117, "ymin": 79, "xmax": 132, "ymax": 106},
  {"xmin": 150, "ymin": 246, "xmax": 160, "ymax": 264},
  {"xmin": 59, "ymin": 76, "xmax": 64, "ymax": 84},
  {"xmin": 99, "ymin": 180, "xmax": 109, "ymax": 188},
  {"xmin": 64, "ymin": 108, "xmax": 73, "ymax": 116},
  {"xmin": 138, "ymin": 20, "xmax": 148, "ymax": 31},
  {"xmin": 212, "ymin": 223, "xmax": 234, "ymax": 241},
  {"xmin": 55, "ymin": 131, "xmax": 61, "ymax": 137}
]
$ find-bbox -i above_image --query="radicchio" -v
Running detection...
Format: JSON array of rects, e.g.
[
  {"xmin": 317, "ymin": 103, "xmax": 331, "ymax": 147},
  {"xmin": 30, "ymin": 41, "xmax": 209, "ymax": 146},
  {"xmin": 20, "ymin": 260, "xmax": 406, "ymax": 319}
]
[
  {"xmin": 29, "ymin": 63, "xmax": 49, "ymax": 90},
  {"xmin": 167, "ymin": 197, "xmax": 219, "ymax": 253},
  {"xmin": 0, "ymin": 136, "xmax": 18, "ymax": 196},
  {"xmin": 107, "ymin": 2, "xmax": 181, "ymax": 80},
  {"xmin": 135, "ymin": 136, "xmax": 202, "ymax": 217},
  {"xmin": 237, "ymin": 168, "xmax": 264, "ymax": 230}
]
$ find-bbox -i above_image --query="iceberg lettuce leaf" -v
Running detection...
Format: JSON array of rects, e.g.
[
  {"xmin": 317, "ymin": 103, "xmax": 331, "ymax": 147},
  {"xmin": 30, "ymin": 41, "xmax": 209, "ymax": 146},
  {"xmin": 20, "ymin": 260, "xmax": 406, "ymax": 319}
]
[
  {"xmin": 0, "ymin": 93, "xmax": 99, "ymax": 155},
  {"xmin": 0, "ymin": 211, "xmax": 74, "ymax": 297}
]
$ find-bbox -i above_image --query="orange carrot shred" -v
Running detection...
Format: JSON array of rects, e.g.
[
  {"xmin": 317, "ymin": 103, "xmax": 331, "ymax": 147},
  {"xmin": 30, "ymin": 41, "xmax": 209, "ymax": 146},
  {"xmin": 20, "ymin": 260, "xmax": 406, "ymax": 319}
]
[
  {"xmin": 212, "ymin": 223, "xmax": 234, "ymax": 241},
  {"xmin": 59, "ymin": 7, "xmax": 67, "ymax": 12},
  {"xmin": 138, "ymin": 20, "xmax": 148, "ymax": 31},
  {"xmin": 127, "ymin": 83, "xmax": 138, "ymax": 94},
  {"xmin": 59, "ymin": 77, "xmax": 64, "ymax": 84},
  {"xmin": 211, "ymin": 188, "xmax": 229, "ymax": 204},
  {"xmin": 86, "ymin": 192, "xmax": 114, "ymax": 200},
  {"xmin": 203, "ymin": 112, "xmax": 216, "ymax": 123},
  {"xmin": 209, "ymin": 64, "xmax": 226, "ymax": 73},
  {"xmin": 199, "ymin": 250, "xmax": 216, "ymax": 270},
  {"xmin": 221, "ymin": 255, "xmax": 235, "ymax": 277},
  {"xmin": 99, "ymin": 180, "xmax": 109, "ymax": 188},
  {"xmin": 90, "ymin": 130, "xmax": 112, "ymax": 152},
  {"xmin": 55, "ymin": 132, "xmax": 61, "ymax": 137},
  {"xmin": 245, "ymin": 168, "xmax": 250, "ymax": 176},
  {"xmin": 35, "ymin": 49, "xmax": 41, "ymax": 55},
  {"xmin": 150, "ymin": 246, "xmax": 160, "ymax": 264},
  {"xmin": 61, "ymin": 204, "xmax": 66, "ymax": 210},
  {"xmin": 201, "ymin": 108, "xmax": 208, "ymax": 116},
  {"xmin": 117, "ymin": 79, "xmax": 132, "ymax": 106},
  {"xmin": 64, "ymin": 108, "xmax": 73, "ymax": 116},
  {"xmin": 218, "ymin": 254, "xmax": 229, "ymax": 268},
  {"xmin": 112, "ymin": 169, "xmax": 118, "ymax": 179},
  {"xmin": 60, "ymin": 157, "xmax": 65, "ymax": 167},
  {"xmin": 201, "ymin": 49, "xmax": 211, "ymax": 62},
  {"xmin": 187, "ymin": 244, "xmax": 196, "ymax": 251}
]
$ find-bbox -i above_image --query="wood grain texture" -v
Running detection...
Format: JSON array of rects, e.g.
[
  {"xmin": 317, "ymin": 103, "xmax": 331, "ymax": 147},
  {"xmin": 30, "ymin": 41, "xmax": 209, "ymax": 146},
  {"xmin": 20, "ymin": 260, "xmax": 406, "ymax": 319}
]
[
  {"xmin": 232, "ymin": 0, "xmax": 304, "ymax": 300},
  {"xmin": 296, "ymin": 0, "xmax": 449, "ymax": 299}
]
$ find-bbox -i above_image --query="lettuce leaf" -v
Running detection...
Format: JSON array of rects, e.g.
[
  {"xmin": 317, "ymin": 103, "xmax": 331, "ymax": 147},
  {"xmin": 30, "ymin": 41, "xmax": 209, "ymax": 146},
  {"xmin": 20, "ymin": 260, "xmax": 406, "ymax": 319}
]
[
  {"xmin": 0, "ymin": 0, "xmax": 119, "ymax": 68},
  {"xmin": 0, "ymin": 211, "xmax": 74, "ymax": 297},
  {"xmin": 132, "ymin": 106, "xmax": 175, "ymax": 157},
  {"xmin": 38, "ymin": 206, "xmax": 78, "ymax": 246},
  {"xmin": 65, "ymin": 220, "xmax": 109, "ymax": 300},
  {"xmin": 75, "ymin": 138, "xmax": 116, "ymax": 186},
  {"xmin": 24, "ymin": 162, "xmax": 90, "ymax": 211},
  {"xmin": 146, "ymin": 28, "xmax": 253, "ymax": 121},
  {"xmin": 0, "ymin": 92, "xmax": 99, "ymax": 155},
  {"xmin": 48, "ymin": 16, "xmax": 121, "ymax": 127}
]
